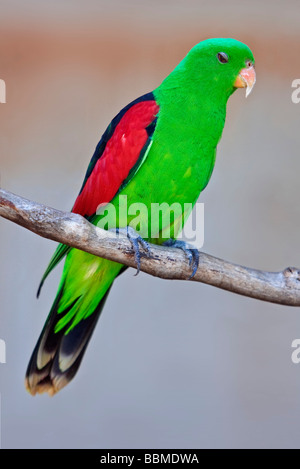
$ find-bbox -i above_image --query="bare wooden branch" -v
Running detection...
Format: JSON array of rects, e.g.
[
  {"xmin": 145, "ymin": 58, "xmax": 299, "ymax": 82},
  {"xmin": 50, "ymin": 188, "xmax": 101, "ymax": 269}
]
[{"xmin": 1, "ymin": 188, "xmax": 300, "ymax": 306}]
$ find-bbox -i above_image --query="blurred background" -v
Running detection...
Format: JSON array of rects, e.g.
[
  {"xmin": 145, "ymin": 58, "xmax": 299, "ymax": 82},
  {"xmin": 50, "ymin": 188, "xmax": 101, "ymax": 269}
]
[{"xmin": 1, "ymin": 0, "xmax": 300, "ymax": 449}]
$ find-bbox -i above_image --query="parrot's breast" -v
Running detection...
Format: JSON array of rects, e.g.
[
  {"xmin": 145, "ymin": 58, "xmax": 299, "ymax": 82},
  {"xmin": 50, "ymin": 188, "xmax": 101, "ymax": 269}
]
[{"xmin": 103, "ymin": 95, "xmax": 226, "ymax": 242}]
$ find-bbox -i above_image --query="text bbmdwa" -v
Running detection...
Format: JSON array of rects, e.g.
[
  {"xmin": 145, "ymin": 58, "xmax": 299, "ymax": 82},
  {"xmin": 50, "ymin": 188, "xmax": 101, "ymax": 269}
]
[{"xmin": 99, "ymin": 453, "xmax": 199, "ymax": 466}]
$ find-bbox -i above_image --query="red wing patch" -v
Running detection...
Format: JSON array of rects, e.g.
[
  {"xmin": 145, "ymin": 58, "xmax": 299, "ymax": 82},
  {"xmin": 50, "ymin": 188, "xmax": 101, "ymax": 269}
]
[{"xmin": 72, "ymin": 100, "xmax": 159, "ymax": 217}]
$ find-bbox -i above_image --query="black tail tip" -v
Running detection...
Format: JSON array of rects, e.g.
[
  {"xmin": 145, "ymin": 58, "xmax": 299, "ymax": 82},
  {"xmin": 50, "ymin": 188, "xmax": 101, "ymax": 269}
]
[{"xmin": 25, "ymin": 369, "xmax": 71, "ymax": 397}]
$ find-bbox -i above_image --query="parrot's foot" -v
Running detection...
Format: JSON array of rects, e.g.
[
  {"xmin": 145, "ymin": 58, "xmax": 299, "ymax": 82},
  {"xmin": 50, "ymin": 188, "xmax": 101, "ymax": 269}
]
[
  {"xmin": 116, "ymin": 226, "xmax": 151, "ymax": 275},
  {"xmin": 163, "ymin": 239, "xmax": 199, "ymax": 279}
]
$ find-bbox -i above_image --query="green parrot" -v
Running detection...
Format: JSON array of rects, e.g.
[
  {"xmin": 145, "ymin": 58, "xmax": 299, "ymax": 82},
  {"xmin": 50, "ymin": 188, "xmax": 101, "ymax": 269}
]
[{"xmin": 26, "ymin": 38, "xmax": 256, "ymax": 396}]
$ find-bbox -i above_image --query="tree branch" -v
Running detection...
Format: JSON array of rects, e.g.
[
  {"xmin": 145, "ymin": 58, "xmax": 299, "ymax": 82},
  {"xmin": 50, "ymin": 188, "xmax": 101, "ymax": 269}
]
[{"xmin": 1, "ymin": 188, "xmax": 300, "ymax": 306}]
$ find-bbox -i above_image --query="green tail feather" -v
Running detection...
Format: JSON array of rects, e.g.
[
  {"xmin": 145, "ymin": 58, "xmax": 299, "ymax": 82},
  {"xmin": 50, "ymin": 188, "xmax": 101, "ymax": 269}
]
[
  {"xmin": 27, "ymin": 249, "xmax": 123, "ymax": 395},
  {"xmin": 26, "ymin": 282, "xmax": 112, "ymax": 396},
  {"xmin": 37, "ymin": 243, "xmax": 70, "ymax": 298}
]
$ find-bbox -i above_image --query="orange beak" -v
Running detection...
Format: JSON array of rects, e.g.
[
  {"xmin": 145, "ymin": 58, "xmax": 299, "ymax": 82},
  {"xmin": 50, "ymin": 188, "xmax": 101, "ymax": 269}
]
[{"xmin": 234, "ymin": 65, "xmax": 256, "ymax": 98}]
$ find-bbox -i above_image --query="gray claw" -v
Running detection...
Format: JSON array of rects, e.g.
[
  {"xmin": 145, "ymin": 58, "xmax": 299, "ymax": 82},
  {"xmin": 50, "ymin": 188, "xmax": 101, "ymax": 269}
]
[
  {"xmin": 117, "ymin": 226, "xmax": 151, "ymax": 275},
  {"xmin": 163, "ymin": 239, "xmax": 199, "ymax": 279}
]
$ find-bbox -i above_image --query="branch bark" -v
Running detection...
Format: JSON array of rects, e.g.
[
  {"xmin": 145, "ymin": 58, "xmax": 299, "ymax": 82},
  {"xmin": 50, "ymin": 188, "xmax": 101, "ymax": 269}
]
[{"xmin": 1, "ymin": 188, "xmax": 300, "ymax": 306}]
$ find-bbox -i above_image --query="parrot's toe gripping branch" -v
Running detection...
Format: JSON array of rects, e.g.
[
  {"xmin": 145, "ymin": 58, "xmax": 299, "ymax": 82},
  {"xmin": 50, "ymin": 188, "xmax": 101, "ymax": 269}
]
[
  {"xmin": 163, "ymin": 239, "xmax": 199, "ymax": 279},
  {"xmin": 116, "ymin": 226, "xmax": 151, "ymax": 275}
]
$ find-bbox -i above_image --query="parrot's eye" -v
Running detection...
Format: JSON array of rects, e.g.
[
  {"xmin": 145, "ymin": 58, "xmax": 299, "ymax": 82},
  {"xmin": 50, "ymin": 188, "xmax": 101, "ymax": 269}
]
[
  {"xmin": 246, "ymin": 60, "xmax": 253, "ymax": 68},
  {"xmin": 217, "ymin": 52, "xmax": 228, "ymax": 64}
]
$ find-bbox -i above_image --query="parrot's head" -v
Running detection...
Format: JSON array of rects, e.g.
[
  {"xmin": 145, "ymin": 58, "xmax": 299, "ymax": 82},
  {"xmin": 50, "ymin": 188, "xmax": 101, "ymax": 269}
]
[{"xmin": 169, "ymin": 38, "xmax": 256, "ymax": 100}]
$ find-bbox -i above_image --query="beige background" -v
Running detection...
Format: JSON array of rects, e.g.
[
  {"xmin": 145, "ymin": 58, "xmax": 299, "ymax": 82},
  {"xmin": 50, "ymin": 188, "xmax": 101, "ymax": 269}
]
[{"xmin": 1, "ymin": 0, "xmax": 300, "ymax": 449}]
